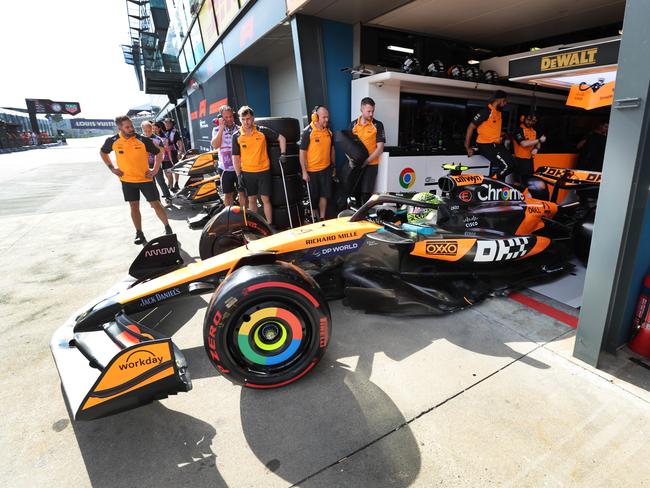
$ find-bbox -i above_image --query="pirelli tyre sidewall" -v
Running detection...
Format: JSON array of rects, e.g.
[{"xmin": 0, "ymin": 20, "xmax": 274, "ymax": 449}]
[{"xmin": 203, "ymin": 262, "xmax": 331, "ymax": 388}]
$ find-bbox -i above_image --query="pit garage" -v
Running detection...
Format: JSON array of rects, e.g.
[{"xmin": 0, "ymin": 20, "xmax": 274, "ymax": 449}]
[{"xmin": 16, "ymin": 0, "xmax": 650, "ymax": 485}]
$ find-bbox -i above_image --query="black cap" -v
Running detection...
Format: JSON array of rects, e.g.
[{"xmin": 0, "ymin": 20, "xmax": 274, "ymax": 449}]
[{"xmin": 493, "ymin": 90, "xmax": 507, "ymax": 100}]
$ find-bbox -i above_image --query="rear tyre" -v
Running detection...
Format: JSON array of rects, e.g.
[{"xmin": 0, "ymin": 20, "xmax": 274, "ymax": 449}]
[
  {"xmin": 271, "ymin": 174, "xmax": 303, "ymax": 206},
  {"xmin": 255, "ymin": 117, "xmax": 301, "ymax": 143},
  {"xmin": 203, "ymin": 263, "xmax": 331, "ymax": 388},
  {"xmin": 273, "ymin": 203, "xmax": 303, "ymax": 230},
  {"xmin": 333, "ymin": 130, "xmax": 369, "ymax": 166},
  {"xmin": 574, "ymin": 209, "xmax": 595, "ymax": 265}
]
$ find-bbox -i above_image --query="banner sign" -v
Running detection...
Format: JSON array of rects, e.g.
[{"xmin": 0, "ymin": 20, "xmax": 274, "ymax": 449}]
[
  {"xmin": 566, "ymin": 81, "xmax": 615, "ymax": 110},
  {"xmin": 509, "ymin": 40, "xmax": 620, "ymax": 80},
  {"xmin": 188, "ymin": 68, "xmax": 228, "ymax": 152},
  {"xmin": 70, "ymin": 119, "xmax": 115, "ymax": 129},
  {"xmin": 26, "ymin": 99, "xmax": 81, "ymax": 115},
  {"xmin": 221, "ymin": 0, "xmax": 285, "ymax": 63}
]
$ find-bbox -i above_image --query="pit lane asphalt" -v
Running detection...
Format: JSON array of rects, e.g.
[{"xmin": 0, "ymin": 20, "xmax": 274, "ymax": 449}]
[{"xmin": 1, "ymin": 138, "xmax": 649, "ymax": 488}]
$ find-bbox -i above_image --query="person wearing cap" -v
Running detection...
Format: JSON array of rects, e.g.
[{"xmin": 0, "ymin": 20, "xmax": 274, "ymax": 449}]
[
  {"xmin": 211, "ymin": 105, "xmax": 245, "ymax": 206},
  {"xmin": 513, "ymin": 113, "xmax": 546, "ymax": 186},
  {"xmin": 465, "ymin": 90, "xmax": 515, "ymax": 180},
  {"xmin": 299, "ymin": 105, "xmax": 335, "ymax": 221},
  {"xmin": 350, "ymin": 97, "xmax": 385, "ymax": 202},
  {"xmin": 232, "ymin": 106, "xmax": 287, "ymax": 224}
]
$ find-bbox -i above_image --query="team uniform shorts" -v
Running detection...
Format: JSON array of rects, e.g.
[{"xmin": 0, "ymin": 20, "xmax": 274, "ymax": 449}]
[
  {"xmin": 242, "ymin": 171, "xmax": 271, "ymax": 196},
  {"xmin": 121, "ymin": 181, "xmax": 160, "ymax": 202},
  {"xmin": 308, "ymin": 168, "xmax": 332, "ymax": 201},
  {"xmin": 220, "ymin": 170, "xmax": 239, "ymax": 194}
]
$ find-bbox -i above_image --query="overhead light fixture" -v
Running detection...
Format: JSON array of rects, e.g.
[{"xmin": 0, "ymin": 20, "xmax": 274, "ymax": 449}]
[
  {"xmin": 387, "ymin": 45, "xmax": 414, "ymax": 54},
  {"xmin": 530, "ymin": 47, "xmax": 541, "ymax": 52},
  {"xmin": 467, "ymin": 59, "xmax": 479, "ymax": 65}
]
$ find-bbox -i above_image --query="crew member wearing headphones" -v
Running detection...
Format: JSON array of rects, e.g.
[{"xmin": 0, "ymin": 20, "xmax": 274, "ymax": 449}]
[
  {"xmin": 465, "ymin": 90, "xmax": 515, "ymax": 180},
  {"xmin": 211, "ymin": 105, "xmax": 245, "ymax": 206},
  {"xmin": 299, "ymin": 105, "xmax": 335, "ymax": 220},
  {"xmin": 350, "ymin": 97, "xmax": 385, "ymax": 202}
]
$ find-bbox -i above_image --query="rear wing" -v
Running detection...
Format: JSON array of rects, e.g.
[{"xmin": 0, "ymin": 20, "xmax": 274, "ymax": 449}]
[{"xmin": 534, "ymin": 166, "xmax": 602, "ymax": 188}]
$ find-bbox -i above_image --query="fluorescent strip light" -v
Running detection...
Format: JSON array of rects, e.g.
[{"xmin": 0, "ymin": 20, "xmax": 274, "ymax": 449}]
[
  {"xmin": 467, "ymin": 59, "xmax": 479, "ymax": 65},
  {"xmin": 387, "ymin": 45, "xmax": 414, "ymax": 54}
]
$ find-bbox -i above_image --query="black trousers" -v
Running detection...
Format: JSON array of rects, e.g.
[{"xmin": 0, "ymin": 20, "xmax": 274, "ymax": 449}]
[{"xmin": 477, "ymin": 143, "xmax": 515, "ymax": 180}]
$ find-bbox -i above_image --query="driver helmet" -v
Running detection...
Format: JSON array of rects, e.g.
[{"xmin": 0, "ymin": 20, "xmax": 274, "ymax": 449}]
[{"xmin": 407, "ymin": 192, "xmax": 441, "ymax": 223}]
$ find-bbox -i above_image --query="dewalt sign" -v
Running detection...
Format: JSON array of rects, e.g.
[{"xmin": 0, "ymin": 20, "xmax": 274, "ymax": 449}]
[
  {"xmin": 509, "ymin": 40, "xmax": 620, "ymax": 79},
  {"xmin": 540, "ymin": 48, "xmax": 597, "ymax": 71}
]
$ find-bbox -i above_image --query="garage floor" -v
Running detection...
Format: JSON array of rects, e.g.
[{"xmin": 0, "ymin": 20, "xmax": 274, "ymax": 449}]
[{"xmin": 1, "ymin": 139, "xmax": 649, "ymax": 487}]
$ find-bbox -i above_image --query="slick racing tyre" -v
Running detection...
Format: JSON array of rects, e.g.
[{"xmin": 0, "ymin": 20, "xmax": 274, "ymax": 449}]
[
  {"xmin": 255, "ymin": 117, "xmax": 301, "ymax": 143},
  {"xmin": 273, "ymin": 203, "xmax": 303, "ymax": 230},
  {"xmin": 333, "ymin": 130, "xmax": 369, "ymax": 167},
  {"xmin": 271, "ymin": 174, "xmax": 303, "ymax": 207},
  {"xmin": 574, "ymin": 209, "xmax": 595, "ymax": 265},
  {"xmin": 203, "ymin": 262, "xmax": 331, "ymax": 388},
  {"xmin": 268, "ymin": 142, "xmax": 300, "ymax": 176},
  {"xmin": 198, "ymin": 207, "xmax": 274, "ymax": 260}
]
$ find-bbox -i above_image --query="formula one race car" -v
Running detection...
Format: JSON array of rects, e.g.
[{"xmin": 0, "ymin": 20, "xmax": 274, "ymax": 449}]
[
  {"xmin": 196, "ymin": 163, "xmax": 602, "ymax": 262},
  {"xmin": 51, "ymin": 192, "xmax": 575, "ymax": 421}
]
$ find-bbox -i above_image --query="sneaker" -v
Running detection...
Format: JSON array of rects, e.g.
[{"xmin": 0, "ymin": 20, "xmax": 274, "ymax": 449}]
[
  {"xmin": 164, "ymin": 197, "xmax": 173, "ymax": 207},
  {"xmin": 164, "ymin": 224, "xmax": 173, "ymax": 235},
  {"xmin": 134, "ymin": 230, "xmax": 146, "ymax": 245}
]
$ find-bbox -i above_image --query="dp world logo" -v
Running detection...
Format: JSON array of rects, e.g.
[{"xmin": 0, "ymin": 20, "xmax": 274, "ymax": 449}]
[{"xmin": 399, "ymin": 167, "xmax": 416, "ymax": 189}]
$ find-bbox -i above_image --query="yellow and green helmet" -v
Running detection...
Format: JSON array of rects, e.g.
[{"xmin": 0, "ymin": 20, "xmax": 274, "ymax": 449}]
[{"xmin": 407, "ymin": 192, "xmax": 441, "ymax": 223}]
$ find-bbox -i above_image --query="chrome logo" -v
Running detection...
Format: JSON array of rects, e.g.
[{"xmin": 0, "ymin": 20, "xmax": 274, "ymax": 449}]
[{"xmin": 399, "ymin": 167, "xmax": 416, "ymax": 189}]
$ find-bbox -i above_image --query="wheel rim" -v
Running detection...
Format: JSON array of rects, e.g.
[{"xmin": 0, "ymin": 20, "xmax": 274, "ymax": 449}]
[{"xmin": 228, "ymin": 299, "xmax": 313, "ymax": 375}]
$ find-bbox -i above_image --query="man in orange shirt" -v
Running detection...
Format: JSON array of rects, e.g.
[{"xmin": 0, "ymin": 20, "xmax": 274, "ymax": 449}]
[
  {"xmin": 513, "ymin": 113, "xmax": 546, "ymax": 185},
  {"xmin": 465, "ymin": 90, "xmax": 515, "ymax": 180},
  {"xmin": 350, "ymin": 97, "xmax": 385, "ymax": 202},
  {"xmin": 232, "ymin": 106, "xmax": 286, "ymax": 224},
  {"xmin": 299, "ymin": 105, "xmax": 335, "ymax": 220},
  {"xmin": 100, "ymin": 115, "xmax": 172, "ymax": 245}
]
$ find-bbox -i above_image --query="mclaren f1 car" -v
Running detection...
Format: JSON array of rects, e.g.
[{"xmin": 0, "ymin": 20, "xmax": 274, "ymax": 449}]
[
  {"xmin": 51, "ymin": 190, "xmax": 575, "ymax": 421},
  {"xmin": 196, "ymin": 163, "xmax": 601, "ymax": 262}
]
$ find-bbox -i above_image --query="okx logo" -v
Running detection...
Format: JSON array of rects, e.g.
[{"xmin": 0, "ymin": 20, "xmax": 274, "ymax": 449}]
[{"xmin": 399, "ymin": 167, "xmax": 416, "ymax": 189}]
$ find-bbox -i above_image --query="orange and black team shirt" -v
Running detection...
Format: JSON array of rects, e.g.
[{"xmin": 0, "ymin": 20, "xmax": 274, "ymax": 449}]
[
  {"xmin": 299, "ymin": 122, "xmax": 333, "ymax": 172},
  {"xmin": 472, "ymin": 103, "xmax": 502, "ymax": 144},
  {"xmin": 513, "ymin": 124, "xmax": 537, "ymax": 159},
  {"xmin": 100, "ymin": 133, "xmax": 160, "ymax": 183},
  {"xmin": 231, "ymin": 125, "xmax": 279, "ymax": 172},
  {"xmin": 350, "ymin": 116, "xmax": 386, "ymax": 165}
]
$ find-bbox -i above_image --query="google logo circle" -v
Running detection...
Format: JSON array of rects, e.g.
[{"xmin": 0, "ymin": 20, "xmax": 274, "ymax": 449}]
[{"xmin": 399, "ymin": 167, "xmax": 416, "ymax": 189}]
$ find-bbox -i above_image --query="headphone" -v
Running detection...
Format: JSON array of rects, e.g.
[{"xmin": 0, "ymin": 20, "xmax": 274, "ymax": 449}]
[{"xmin": 311, "ymin": 105, "xmax": 324, "ymax": 123}]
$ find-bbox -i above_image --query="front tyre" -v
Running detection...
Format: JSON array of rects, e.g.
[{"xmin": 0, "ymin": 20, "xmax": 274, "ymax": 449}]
[{"xmin": 203, "ymin": 262, "xmax": 331, "ymax": 388}]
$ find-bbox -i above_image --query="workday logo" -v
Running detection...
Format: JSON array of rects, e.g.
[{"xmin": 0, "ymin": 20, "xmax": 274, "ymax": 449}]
[{"xmin": 399, "ymin": 167, "xmax": 416, "ymax": 189}]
